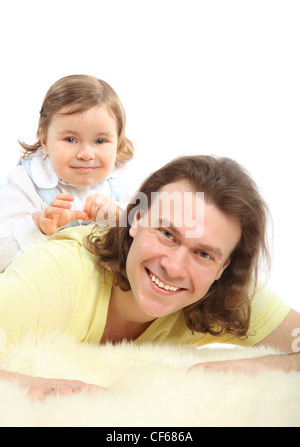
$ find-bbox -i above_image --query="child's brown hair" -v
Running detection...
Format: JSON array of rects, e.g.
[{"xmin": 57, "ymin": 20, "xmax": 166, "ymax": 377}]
[{"xmin": 19, "ymin": 74, "xmax": 134, "ymax": 167}]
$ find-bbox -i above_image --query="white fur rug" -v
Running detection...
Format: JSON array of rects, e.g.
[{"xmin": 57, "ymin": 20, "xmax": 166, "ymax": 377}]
[{"xmin": 0, "ymin": 331, "xmax": 299, "ymax": 427}]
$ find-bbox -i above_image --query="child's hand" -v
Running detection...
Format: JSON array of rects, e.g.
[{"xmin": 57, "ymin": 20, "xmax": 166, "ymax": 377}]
[
  {"xmin": 84, "ymin": 194, "xmax": 119, "ymax": 225},
  {"xmin": 32, "ymin": 193, "xmax": 89, "ymax": 235}
]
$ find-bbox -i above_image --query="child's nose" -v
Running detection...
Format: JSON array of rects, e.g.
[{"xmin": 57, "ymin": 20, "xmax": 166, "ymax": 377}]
[{"xmin": 77, "ymin": 144, "xmax": 95, "ymax": 160}]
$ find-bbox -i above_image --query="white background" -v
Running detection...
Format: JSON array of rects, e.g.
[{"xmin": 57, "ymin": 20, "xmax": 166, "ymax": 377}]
[{"xmin": 0, "ymin": 0, "xmax": 299, "ymax": 310}]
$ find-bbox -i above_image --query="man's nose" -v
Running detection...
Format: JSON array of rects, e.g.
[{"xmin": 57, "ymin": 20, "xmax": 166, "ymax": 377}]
[{"xmin": 160, "ymin": 246, "xmax": 188, "ymax": 278}]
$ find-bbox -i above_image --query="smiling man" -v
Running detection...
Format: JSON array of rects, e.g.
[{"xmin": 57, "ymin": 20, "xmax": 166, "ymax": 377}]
[
  {"xmin": 86, "ymin": 155, "xmax": 300, "ymax": 358},
  {"xmin": 0, "ymin": 155, "xmax": 299, "ymax": 399},
  {"xmin": 126, "ymin": 180, "xmax": 241, "ymax": 320}
]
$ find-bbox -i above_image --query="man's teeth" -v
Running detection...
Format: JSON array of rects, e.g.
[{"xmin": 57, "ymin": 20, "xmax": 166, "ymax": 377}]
[{"xmin": 149, "ymin": 272, "xmax": 180, "ymax": 291}]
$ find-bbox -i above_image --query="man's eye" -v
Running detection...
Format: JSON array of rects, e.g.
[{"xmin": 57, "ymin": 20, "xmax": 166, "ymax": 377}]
[
  {"xmin": 160, "ymin": 229, "xmax": 174, "ymax": 240},
  {"xmin": 197, "ymin": 251, "xmax": 212, "ymax": 259}
]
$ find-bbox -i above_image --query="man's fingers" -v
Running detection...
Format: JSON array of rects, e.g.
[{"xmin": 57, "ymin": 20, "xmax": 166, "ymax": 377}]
[{"xmin": 27, "ymin": 379, "xmax": 107, "ymax": 401}]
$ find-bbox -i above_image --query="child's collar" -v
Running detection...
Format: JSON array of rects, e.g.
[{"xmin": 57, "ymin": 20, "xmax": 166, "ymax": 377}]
[{"xmin": 30, "ymin": 148, "xmax": 58, "ymax": 189}]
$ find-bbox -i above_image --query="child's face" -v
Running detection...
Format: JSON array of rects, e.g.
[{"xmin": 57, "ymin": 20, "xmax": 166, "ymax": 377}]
[{"xmin": 40, "ymin": 105, "xmax": 118, "ymax": 187}]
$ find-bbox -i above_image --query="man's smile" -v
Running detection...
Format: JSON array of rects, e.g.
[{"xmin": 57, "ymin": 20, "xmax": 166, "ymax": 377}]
[{"xmin": 147, "ymin": 268, "xmax": 183, "ymax": 293}]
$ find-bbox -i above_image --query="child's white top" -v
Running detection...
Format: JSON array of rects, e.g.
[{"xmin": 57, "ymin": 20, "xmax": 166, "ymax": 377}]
[{"xmin": 0, "ymin": 148, "xmax": 138, "ymax": 271}]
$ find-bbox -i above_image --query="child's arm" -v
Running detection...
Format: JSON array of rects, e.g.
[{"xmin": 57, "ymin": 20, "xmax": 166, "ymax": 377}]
[
  {"xmin": 33, "ymin": 193, "xmax": 89, "ymax": 235},
  {"xmin": 0, "ymin": 177, "xmax": 50, "ymax": 271}
]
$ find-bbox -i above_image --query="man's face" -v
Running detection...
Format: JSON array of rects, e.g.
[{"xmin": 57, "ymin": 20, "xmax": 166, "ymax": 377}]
[{"xmin": 126, "ymin": 180, "xmax": 241, "ymax": 319}]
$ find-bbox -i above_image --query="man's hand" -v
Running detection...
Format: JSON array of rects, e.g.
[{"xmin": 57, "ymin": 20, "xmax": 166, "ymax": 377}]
[
  {"xmin": 32, "ymin": 193, "xmax": 89, "ymax": 235},
  {"xmin": 190, "ymin": 352, "xmax": 300, "ymax": 375},
  {"xmin": 0, "ymin": 369, "xmax": 106, "ymax": 401},
  {"xmin": 25, "ymin": 376, "xmax": 107, "ymax": 401}
]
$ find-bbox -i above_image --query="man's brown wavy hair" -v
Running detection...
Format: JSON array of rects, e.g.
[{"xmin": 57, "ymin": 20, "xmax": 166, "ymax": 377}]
[
  {"xmin": 19, "ymin": 74, "xmax": 134, "ymax": 167},
  {"xmin": 85, "ymin": 155, "xmax": 270, "ymax": 338}
]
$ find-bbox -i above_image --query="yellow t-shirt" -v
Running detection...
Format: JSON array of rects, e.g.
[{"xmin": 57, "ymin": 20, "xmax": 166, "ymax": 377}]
[{"xmin": 0, "ymin": 226, "xmax": 290, "ymax": 348}]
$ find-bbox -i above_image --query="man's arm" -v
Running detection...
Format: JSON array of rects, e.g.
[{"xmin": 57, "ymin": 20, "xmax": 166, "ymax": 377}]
[
  {"xmin": 256, "ymin": 309, "xmax": 300, "ymax": 353},
  {"xmin": 191, "ymin": 309, "xmax": 300, "ymax": 374}
]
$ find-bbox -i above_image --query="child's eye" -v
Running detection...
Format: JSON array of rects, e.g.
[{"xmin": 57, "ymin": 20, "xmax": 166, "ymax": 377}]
[
  {"xmin": 65, "ymin": 137, "xmax": 76, "ymax": 143},
  {"xmin": 96, "ymin": 139, "xmax": 106, "ymax": 144}
]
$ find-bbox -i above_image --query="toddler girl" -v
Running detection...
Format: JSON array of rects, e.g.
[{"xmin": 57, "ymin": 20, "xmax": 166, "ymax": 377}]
[{"xmin": 0, "ymin": 74, "xmax": 136, "ymax": 271}]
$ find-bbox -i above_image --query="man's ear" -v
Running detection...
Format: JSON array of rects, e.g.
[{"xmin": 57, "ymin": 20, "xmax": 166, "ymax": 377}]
[
  {"xmin": 223, "ymin": 258, "xmax": 231, "ymax": 270},
  {"xmin": 129, "ymin": 210, "xmax": 142, "ymax": 238},
  {"xmin": 39, "ymin": 128, "xmax": 48, "ymax": 155},
  {"xmin": 215, "ymin": 258, "xmax": 231, "ymax": 280}
]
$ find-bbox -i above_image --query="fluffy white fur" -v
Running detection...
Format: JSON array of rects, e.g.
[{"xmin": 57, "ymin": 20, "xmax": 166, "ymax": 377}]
[{"xmin": 0, "ymin": 331, "xmax": 299, "ymax": 427}]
